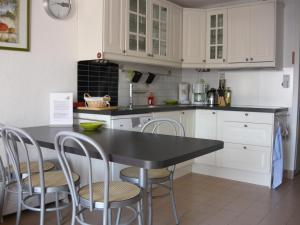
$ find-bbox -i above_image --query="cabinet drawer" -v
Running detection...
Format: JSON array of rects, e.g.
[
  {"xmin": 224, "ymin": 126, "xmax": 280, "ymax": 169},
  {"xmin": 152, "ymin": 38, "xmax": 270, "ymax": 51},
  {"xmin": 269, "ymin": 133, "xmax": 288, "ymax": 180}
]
[
  {"xmin": 216, "ymin": 143, "xmax": 271, "ymax": 173},
  {"xmin": 223, "ymin": 111, "xmax": 274, "ymax": 124},
  {"xmin": 223, "ymin": 122, "xmax": 273, "ymax": 146}
]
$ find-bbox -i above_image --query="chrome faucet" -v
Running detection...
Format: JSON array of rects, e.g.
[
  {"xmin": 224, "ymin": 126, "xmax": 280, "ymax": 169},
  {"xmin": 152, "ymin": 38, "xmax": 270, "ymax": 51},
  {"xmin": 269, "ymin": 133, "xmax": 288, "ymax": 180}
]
[{"xmin": 129, "ymin": 82, "xmax": 133, "ymax": 110}]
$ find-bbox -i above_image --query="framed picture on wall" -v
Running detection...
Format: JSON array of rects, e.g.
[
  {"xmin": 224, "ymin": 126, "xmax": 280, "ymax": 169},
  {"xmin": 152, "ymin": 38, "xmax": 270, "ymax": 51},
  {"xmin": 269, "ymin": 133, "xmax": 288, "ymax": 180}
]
[{"xmin": 0, "ymin": 0, "xmax": 30, "ymax": 51}]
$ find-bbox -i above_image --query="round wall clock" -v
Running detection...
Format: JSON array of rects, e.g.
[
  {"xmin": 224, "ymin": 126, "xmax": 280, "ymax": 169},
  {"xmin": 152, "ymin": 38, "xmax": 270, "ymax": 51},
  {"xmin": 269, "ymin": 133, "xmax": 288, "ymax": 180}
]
[{"xmin": 43, "ymin": 0, "xmax": 72, "ymax": 19}]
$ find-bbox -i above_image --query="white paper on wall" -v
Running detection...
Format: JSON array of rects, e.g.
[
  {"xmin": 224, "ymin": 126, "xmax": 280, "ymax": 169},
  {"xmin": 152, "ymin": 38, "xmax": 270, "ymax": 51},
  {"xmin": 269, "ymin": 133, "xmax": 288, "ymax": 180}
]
[{"xmin": 50, "ymin": 93, "xmax": 73, "ymax": 126}]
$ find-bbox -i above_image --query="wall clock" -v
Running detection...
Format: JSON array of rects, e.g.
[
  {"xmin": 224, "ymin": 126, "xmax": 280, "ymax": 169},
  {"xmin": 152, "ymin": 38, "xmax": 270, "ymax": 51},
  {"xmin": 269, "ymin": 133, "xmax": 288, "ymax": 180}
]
[{"xmin": 43, "ymin": 0, "xmax": 72, "ymax": 19}]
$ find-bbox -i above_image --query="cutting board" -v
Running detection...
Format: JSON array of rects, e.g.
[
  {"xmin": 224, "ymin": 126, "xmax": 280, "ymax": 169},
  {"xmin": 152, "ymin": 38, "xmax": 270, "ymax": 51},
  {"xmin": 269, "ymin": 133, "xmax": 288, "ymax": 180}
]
[{"xmin": 77, "ymin": 106, "xmax": 118, "ymax": 111}]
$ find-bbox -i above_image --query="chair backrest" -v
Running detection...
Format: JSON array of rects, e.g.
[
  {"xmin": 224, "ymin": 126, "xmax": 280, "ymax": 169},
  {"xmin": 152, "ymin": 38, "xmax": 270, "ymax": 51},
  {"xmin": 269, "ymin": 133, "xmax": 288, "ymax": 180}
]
[
  {"xmin": 54, "ymin": 131, "xmax": 110, "ymax": 225},
  {"xmin": 142, "ymin": 118, "xmax": 186, "ymax": 137},
  {"xmin": 1, "ymin": 126, "xmax": 45, "ymax": 196}
]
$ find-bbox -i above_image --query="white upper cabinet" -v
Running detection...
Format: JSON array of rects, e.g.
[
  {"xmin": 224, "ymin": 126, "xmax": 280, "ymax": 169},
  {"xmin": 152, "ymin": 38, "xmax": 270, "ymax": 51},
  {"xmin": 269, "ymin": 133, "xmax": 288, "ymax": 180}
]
[
  {"xmin": 125, "ymin": 0, "xmax": 148, "ymax": 57},
  {"xmin": 228, "ymin": 6, "xmax": 250, "ymax": 63},
  {"xmin": 206, "ymin": 9, "xmax": 227, "ymax": 64},
  {"xmin": 78, "ymin": 0, "xmax": 125, "ymax": 60},
  {"xmin": 250, "ymin": 2, "xmax": 276, "ymax": 62},
  {"xmin": 103, "ymin": 0, "xmax": 126, "ymax": 55},
  {"xmin": 182, "ymin": 9, "xmax": 206, "ymax": 66},
  {"xmin": 228, "ymin": 2, "xmax": 276, "ymax": 64},
  {"xmin": 149, "ymin": 0, "xmax": 169, "ymax": 59},
  {"xmin": 169, "ymin": 5, "xmax": 183, "ymax": 62}
]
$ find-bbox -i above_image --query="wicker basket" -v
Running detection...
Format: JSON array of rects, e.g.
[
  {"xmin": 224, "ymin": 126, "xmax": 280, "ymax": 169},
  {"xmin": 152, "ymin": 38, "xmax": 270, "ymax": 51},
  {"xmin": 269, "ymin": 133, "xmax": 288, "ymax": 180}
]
[{"xmin": 84, "ymin": 93, "xmax": 111, "ymax": 108}]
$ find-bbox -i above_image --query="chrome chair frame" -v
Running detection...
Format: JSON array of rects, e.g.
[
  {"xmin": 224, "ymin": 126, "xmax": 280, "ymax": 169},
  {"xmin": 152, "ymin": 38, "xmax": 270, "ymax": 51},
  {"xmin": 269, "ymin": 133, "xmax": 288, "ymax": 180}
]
[
  {"xmin": 120, "ymin": 118, "xmax": 185, "ymax": 225},
  {"xmin": 55, "ymin": 131, "xmax": 143, "ymax": 225},
  {"xmin": 1, "ymin": 126, "xmax": 73, "ymax": 225}
]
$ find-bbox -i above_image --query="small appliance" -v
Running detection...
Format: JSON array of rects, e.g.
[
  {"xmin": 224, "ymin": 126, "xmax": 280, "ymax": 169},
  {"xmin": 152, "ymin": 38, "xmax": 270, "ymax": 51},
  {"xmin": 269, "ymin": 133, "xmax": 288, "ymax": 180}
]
[
  {"xmin": 207, "ymin": 88, "xmax": 219, "ymax": 106},
  {"xmin": 192, "ymin": 82, "xmax": 208, "ymax": 105},
  {"xmin": 178, "ymin": 83, "xmax": 190, "ymax": 104}
]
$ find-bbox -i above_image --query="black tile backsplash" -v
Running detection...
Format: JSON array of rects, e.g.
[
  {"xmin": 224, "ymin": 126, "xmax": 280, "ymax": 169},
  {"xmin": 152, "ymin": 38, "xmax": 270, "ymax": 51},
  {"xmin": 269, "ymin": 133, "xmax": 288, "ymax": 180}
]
[{"xmin": 77, "ymin": 61, "xmax": 119, "ymax": 106}]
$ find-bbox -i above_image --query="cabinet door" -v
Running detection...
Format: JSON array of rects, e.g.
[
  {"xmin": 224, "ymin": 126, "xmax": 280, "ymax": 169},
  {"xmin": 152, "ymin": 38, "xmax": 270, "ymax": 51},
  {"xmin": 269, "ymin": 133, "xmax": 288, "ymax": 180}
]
[
  {"xmin": 152, "ymin": 111, "xmax": 181, "ymax": 135},
  {"xmin": 206, "ymin": 9, "xmax": 227, "ymax": 64},
  {"xmin": 250, "ymin": 2, "xmax": 275, "ymax": 62},
  {"xmin": 103, "ymin": 0, "xmax": 125, "ymax": 55},
  {"xmin": 182, "ymin": 9, "xmax": 206, "ymax": 64},
  {"xmin": 180, "ymin": 111, "xmax": 195, "ymax": 138},
  {"xmin": 217, "ymin": 143, "xmax": 271, "ymax": 173},
  {"xmin": 169, "ymin": 5, "xmax": 183, "ymax": 62},
  {"xmin": 150, "ymin": 0, "xmax": 169, "ymax": 58},
  {"xmin": 125, "ymin": 0, "xmax": 148, "ymax": 57},
  {"xmin": 227, "ymin": 6, "xmax": 250, "ymax": 63},
  {"xmin": 194, "ymin": 110, "xmax": 218, "ymax": 165}
]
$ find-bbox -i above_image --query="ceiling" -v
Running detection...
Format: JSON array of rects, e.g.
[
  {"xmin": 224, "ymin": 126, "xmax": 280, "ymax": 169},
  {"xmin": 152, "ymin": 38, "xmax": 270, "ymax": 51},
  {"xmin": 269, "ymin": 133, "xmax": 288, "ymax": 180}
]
[{"xmin": 168, "ymin": 0, "xmax": 252, "ymax": 8}]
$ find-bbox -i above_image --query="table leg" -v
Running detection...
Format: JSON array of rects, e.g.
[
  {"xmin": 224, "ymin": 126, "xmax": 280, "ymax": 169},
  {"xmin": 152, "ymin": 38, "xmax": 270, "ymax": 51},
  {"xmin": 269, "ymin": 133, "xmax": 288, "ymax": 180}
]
[{"xmin": 139, "ymin": 168, "xmax": 152, "ymax": 225}]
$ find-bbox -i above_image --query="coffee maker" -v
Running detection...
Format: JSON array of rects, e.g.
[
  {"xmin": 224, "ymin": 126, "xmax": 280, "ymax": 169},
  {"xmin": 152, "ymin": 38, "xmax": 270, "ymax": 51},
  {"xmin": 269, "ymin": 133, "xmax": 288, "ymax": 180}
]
[{"xmin": 191, "ymin": 82, "xmax": 208, "ymax": 105}]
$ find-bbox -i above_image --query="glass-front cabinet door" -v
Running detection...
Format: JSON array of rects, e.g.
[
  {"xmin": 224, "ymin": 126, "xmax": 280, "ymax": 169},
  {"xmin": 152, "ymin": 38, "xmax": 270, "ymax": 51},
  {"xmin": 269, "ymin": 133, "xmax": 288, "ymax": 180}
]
[
  {"xmin": 125, "ymin": 0, "xmax": 148, "ymax": 56},
  {"xmin": 206, "ymin": 9, "xmax": 227, "ymax": 64},
  {"xmin": 150, "ymin": 1, "xmax": 169, "ymax": 58}
]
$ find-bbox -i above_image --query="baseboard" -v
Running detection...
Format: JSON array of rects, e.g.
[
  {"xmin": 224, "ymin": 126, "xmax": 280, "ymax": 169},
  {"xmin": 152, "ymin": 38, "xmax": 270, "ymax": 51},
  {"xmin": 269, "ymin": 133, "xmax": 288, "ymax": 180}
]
[{"xmin": 284, "ymin": 170, "xmax": 295, "ymax": 179}]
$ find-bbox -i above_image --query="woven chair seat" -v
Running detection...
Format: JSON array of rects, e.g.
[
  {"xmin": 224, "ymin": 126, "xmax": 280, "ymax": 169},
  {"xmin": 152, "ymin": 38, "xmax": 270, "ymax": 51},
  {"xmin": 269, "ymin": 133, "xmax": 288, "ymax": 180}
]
[
  {"xmin": 24, "ymin": 171, "xmax": 79, "ymax": 189},
  {"xmin": 120, "ymin": 167, "xmax": 171, "ymax": 180},
  {"xmin": 79, "ymin": 181, "xmax": 140, "ymax": 203},
  {"xmin": 8, "ymin": 161, "xmax": 55, "ymax": 174}
]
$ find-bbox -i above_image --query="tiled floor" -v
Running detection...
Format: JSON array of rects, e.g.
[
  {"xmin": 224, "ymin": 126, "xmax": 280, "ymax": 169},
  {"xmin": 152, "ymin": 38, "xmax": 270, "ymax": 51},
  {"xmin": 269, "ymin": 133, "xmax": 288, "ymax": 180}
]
[{"xmin": 3, "ymin": 173, "xmax": 300, "ymax": 225}]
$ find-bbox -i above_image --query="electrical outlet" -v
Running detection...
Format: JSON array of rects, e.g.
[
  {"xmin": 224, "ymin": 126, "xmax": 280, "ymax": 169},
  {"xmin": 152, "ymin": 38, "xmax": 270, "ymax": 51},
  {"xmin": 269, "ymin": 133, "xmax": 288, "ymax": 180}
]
[{"xmin": 282, "ymin": 74, "xmax": 290, "ymax": 88}]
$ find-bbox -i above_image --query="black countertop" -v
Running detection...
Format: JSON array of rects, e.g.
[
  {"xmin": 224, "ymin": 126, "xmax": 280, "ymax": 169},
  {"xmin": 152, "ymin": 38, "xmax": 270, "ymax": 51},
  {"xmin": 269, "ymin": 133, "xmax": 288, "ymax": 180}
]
[
  {"xmin": 24, "ymin": 126, "xmax": 223, "ymax": 169},
  {"xmin": 74, "ymin": 105, "xmax": 288, "ymax": 116}
]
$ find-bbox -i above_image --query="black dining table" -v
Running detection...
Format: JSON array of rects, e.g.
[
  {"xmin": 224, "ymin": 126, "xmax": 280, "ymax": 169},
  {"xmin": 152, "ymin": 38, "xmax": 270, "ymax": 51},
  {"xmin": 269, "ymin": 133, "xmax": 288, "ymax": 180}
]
[{"xmin": 24, "ymin": 125, "xmax": 224, "ymax": 225}]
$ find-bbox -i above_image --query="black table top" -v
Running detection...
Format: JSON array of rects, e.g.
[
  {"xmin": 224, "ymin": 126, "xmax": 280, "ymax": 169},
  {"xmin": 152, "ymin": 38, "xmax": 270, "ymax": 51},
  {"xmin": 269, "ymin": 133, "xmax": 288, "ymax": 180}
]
[
  {"xmin": 74, "ymin": 105, "xmax": 288, "ymax": 116},
  {"xmin": 24, "ymin": 126, "xmax": 224, "ymax": 169}
]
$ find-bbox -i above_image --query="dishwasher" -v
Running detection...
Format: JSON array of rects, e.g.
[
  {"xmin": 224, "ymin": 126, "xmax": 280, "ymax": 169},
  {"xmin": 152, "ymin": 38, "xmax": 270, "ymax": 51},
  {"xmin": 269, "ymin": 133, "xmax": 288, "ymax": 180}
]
[{"xmin": 110, "ymin": 114, "xmax": 152, "ymax": 180}]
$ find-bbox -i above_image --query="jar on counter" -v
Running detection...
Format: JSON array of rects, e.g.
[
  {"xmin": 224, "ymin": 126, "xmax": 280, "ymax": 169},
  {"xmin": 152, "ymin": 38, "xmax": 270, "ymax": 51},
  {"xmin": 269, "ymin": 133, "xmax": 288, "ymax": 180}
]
[{"xmin": 225, "ymin": 87, "xmax": 232, "ymax": 106}]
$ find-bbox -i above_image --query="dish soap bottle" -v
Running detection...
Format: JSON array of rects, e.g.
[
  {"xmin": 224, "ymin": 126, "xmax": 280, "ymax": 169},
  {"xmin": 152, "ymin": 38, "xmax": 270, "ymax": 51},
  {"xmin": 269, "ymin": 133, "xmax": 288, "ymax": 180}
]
[{"xmin": 148, "ymin": 92, "xmax": 155, "ymax": 106}]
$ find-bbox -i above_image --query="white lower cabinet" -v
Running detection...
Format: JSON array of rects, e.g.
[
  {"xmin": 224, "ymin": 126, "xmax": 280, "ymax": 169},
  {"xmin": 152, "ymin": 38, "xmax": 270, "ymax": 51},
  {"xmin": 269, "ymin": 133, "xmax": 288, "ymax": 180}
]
[
  {"xmin": 216, "ymin": 143, "xmax": 271, "ymax": 173},
  {"xmin": 193, "ymin": 109, "xmax": 275, "ymax": 187},
  {"xmin": 195, "ymin": 110, "xmax": 218, "ymax": 165}
]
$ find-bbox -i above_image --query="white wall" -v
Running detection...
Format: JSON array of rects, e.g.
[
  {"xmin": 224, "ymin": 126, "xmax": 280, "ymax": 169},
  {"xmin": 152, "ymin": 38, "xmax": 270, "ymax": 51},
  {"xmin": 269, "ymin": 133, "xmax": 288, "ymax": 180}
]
[{"xmin": 0, "ymin": 1, "xmax": 78, "ymax": 127}]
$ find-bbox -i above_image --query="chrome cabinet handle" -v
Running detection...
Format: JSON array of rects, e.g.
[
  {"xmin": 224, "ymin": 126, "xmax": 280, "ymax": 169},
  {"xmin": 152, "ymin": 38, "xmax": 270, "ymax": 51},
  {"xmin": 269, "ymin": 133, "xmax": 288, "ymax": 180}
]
[
  {"xmin": 212, "ymin": 112, "xmax": 216, "ymax": 115},
  {"xmin": 243, "ymin": 146, "xmax": 247, "ymax": 150},
  {"xmin": 245, "ymin": 113, "xmax": 249, "ymax": 116},
  {"xmin": 246, "ymin": 58, "xmax": 249, "ymax": 62},
  {"xmin": 244, "ymin": 124, "xmax": 248, "ymax": 128},
  {"xmin": 250, "ymin": 57, "xmax": 254, "ymax": 61}
]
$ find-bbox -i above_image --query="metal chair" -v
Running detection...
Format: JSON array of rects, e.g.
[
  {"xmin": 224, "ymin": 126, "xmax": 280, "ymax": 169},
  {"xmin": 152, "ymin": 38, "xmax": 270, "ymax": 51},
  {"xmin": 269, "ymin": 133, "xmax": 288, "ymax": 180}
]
[
  {"xmin": 0, "ymin": 123, "xmax": 56, "ymax": 224},
  {"xmin": 120, "ymin": 118, "xmax": 185, "ymax": 225},
  {"xmin": 54, "ymin": 131, "xmax": 143, "ymax": 225},
  {"xmin": 1, "ymin": 126, "xmax": 80, "ymax": 225}
]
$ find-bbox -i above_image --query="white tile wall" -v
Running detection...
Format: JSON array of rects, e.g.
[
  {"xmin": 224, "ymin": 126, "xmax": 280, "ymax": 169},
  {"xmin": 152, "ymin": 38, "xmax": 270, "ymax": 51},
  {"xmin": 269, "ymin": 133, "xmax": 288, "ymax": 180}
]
[
  {"xmin": 118, "ymin": 64, "xmax": 182, "ymax": 106},
  {"xmin": 182, "ymin": 67, "xmax": 294, "ymax": 108}
]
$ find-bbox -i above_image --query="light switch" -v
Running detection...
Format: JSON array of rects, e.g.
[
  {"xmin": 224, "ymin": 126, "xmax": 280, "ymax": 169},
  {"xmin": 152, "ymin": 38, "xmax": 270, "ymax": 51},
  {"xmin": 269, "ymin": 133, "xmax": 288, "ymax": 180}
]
[{"xmin": 282, "ymin": 74, "xmax": 290, "ymax": 88}]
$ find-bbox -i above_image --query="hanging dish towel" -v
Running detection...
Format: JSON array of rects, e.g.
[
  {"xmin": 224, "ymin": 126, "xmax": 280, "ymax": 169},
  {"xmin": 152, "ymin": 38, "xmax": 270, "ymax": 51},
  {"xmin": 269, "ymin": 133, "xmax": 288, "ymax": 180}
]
[{"xmin": 272, "ymin": 126, "xmax": 284, "ymax": 189}]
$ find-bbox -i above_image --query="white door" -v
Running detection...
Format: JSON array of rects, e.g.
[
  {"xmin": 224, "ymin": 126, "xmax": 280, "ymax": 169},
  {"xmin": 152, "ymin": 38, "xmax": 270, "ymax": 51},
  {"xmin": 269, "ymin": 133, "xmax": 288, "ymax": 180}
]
[
  {"xmin": 182, "ymin": 9, "xmax": 206, "ymax": 65},
  {"xmin": 227, "ymin": 6, "xmax": 251, "ymax": 63},
  {"xmin": 194, "ymin": 110, "xmax": 218, "ymax": 165},
  {"xmin": 169, "ymin": 5, "xmax": 183, "ymax": 62},
  {"xmin": 103, "ymin": 0, "xmax": 125, "ymax": 55},
  {"xmin": 149, "ymin": 0, "xmax": 169, "ymax": 59},
  {"xmin": 180, "ymin": 110, "xmax": 195, "ymax": 138},
  {"xmin": 250, "ymin": 2, "xmax": 275, "ymax": 62},
  {"xmin": 206, "ymin": 9, "xmax": 227, "ymax": 64},
  {"xmin": 152, "ymin": 111, "xmax": 181, "ymax": 135},
  {"xmin": 125, "ymin": 0, "xmax": 148, "ymax": 57}
]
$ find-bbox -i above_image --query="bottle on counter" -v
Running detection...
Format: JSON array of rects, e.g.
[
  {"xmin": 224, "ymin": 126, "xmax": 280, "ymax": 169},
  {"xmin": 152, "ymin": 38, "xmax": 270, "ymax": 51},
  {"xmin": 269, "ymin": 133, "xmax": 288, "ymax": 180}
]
[
  {"xmin": 225, "ymin": 87, "xmax": 232, "ymax": 106},
  {"xmin": 148, "ymin": 92, "xmax": 155, "ymax": 106}
]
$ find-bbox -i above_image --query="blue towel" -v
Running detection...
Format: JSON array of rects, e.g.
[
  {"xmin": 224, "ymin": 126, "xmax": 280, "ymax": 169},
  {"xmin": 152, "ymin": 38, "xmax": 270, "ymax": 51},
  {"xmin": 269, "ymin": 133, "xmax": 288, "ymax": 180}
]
[{"xmin": 272, "ymin": 126, "xmax": 283, "ymax": 189}]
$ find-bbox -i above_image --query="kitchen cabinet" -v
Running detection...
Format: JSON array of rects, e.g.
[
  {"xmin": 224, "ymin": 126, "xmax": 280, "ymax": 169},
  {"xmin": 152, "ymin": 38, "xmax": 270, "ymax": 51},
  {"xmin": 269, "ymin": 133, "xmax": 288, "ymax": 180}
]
[
  {"xmin": 78, "ymin": 0, "xmax": 125, "ymax": 60},
  {"xmin": 182, "ymin": 9, "xmax": 206, "ymax": 67},
  {"xmin": 125, "ymin": 0, "xmax": 148, "ymax": 57},
  {"xmin": 228, "ymin": 2, "xmax": 276, "ymax": 64},
  {"xmin": 194, "ymin": 110, "xmax": 218, "ymax": 165},
  {"xmin": 169, "ymin": 5, "xmax": 183, "ymax": 62},
  {"xmin": 206, "ymin": 9, "xmax": 227, "ymax": 64}
]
